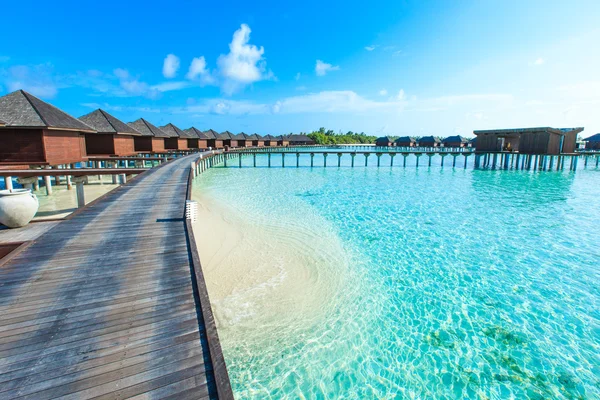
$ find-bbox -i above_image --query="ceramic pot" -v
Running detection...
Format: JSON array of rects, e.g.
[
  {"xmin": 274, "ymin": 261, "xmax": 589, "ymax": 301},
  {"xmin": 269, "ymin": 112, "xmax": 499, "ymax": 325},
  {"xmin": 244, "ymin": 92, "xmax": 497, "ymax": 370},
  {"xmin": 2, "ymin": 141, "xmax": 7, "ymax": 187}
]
[{"xmin": 0, "ymin": 189, "xmax": 39, "ymax": 228}]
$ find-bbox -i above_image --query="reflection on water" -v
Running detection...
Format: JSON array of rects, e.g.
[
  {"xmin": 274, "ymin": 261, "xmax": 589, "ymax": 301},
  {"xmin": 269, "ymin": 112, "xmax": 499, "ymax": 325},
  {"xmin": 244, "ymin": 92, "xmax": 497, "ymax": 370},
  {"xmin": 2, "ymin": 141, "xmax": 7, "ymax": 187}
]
[{"xmin": 193, "ymin": 164, "xmax": 600, "ymax": 399}]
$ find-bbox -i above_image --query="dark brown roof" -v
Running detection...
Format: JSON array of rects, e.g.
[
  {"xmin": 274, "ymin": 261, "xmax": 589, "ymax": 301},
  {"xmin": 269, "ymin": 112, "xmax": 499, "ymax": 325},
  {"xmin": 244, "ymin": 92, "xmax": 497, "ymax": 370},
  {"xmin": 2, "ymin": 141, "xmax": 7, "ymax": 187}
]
[
  {"xmin": 287, "ymin": 134, "xmax": 312, "ymax": 142},
  {"xmin": 247, "ymin": 134, "xmax": 261, "ymax": 140},
  {"xmin": 418, "ymin": 135, "xmax": 441, "ymax": 143},
  {"xmin": 159, "ymin": 123, "xmax": 187, "ymax": 138},
  {"xmin": 203, "ymin": 129, "xmax": 219, "ymax": 139},
  {"xmin": 395, "ymin": 136, "xmax": 416, "ymax": 143},
  {"xmin": 443, "ymin": 135, "xmax": 468, "ymax": 143},
  {"xmin": 184, "ymin": 127, "xmax": 207, "ymax": 139},
  {"xmin": 0, "ymin": 90, "xmax": 95, "ymax": 132},
  {"xmin": 127, "ymin": 118, "xmax": 169, "ymax": 137},
  {"xmin": 79, "ymin": 109, "xmax": 142, "ymax": 136},
  {"xmin": 585, "ymin": 133, "xmax": 600, "ymax": 142},
  {"xmin": 217, "ymin": 131, "xmax": 234, "ymax": 139},
  {"xmin": 231, "ymin": 132, "xmax": 246, "ymax": 140},
  {"xmin": 474, "ymin": 127, "xmax": 584, "ymax": 136}
]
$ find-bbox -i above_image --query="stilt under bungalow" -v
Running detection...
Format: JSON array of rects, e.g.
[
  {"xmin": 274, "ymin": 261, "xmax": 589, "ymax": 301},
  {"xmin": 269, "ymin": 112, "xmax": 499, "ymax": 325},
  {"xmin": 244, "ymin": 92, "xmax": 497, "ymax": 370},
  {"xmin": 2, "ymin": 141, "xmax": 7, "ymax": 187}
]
[
  {"xmin": 79, "ymin": 109, "xmax": 142, "ymax": 156},
  {"xmin": 0, "ymin": 89, "xmax": 94, "ymax": 167},
  {"xmin": 128, "ymin": 118, "xmax": 169, "ymax": 153}
]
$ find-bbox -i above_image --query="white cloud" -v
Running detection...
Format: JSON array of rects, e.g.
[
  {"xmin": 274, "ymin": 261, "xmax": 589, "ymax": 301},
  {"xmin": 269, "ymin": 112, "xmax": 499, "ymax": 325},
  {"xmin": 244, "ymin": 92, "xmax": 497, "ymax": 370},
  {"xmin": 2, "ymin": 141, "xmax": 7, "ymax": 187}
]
[
  {"xmin": 186, "ymin": 56, "xmax": 214, "ymax": 83},
  {"xmin": 217, "ymin": 24, "xmax": 273, "ymax": 94},
  {"xmin": 296, "ymin": 85, "xmax": 307, "ymax": 91},
  {"xmin": 396, "ymin": 89, "xmax": 405, "ymax": 100},
  {"xmin": 534, "ymin": 58, "xmax": 545, "ymax": 66},
  {"xmin": 151, "ymin": 81, "xmax": 190, "ymax": 92},
  {"xmin": 295, "ymin": 72, "xmax": 301, "ymax": 80},
  {"xmin": 315, "ymin": 60, "xmax": 340, "ymax": 76},
  {"xmin": 113, "ymin": 68, "xmax": 160, "ymax": 99},
  {"xmin": 379, "ymin": 89, "xmax": 388, "ymax": 96},
  {"xmin": 162, "ymin": 54, "xmax": 180, "ymax": 78},
  {"xmin": 3, "ymin": 64, "xmax": 59, "ymax": 98},
  {"xmin": 365, "ymin": 45, "xmax": 376, "ymax": 51}
]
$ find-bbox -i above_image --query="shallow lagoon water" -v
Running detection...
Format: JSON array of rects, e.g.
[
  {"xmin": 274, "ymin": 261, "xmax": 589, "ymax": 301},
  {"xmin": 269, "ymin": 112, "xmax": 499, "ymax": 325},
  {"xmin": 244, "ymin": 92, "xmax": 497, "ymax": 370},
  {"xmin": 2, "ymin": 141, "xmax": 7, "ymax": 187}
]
[{"xmin": 192, "ymin": 156, "xmax": 600, "ymax": 399}]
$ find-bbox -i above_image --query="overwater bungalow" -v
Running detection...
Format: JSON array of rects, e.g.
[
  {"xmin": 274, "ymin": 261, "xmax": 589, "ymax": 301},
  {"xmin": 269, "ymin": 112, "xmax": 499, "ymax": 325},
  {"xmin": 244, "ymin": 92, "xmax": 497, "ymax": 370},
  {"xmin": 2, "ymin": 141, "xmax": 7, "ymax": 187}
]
[
  {"xmin": 418, "ymin": 136, "xmax": 441, "ymax": 147},
  {"xmin": 287, "ymin": 134, "xmax": 314, "ymax": 146},
  {"xmin": 442, "ymin": 135, "xmax": 469, "ymax": 148},
  {"xmin": 160, "ymin": 123, "xmax": 191, "ymax": 150},
  {"xmin": 473, "ymin": 127, "xmax": 583, "ymax": 154},
  {"xmin": 184, "ymin": 127, "xmax": 208, "ymax": 149},
  {"xmin": 218, "ymin": 131, "xmax": 234, "ymax": 147},
  {"xmin": 376, "ymin": 136, "xmax": 393, "ymax": 146},
  {"xmin": 262, "ymin": 134, "xmax": 278, "ymax": 146},
  {"xmin": 236, "ymin": 133, "xmax": 254, "ymax": 147},
  {"xmin": 247, "ymin": 133, "xmax": 263, "ymax": 147},
  {"xmin": 79, "ymin": 109, "xmax": 142, "ymax": 156},
  {"xmin": 202, "ymin": 129, "xmax": 223, "ymax": 148},
  {"xmin": 584, "ymin": 133, "xmax": 600, "ymax": 150},
  {"xmin": 395, "ymin": 136, "xmax": 416, "ymax": 147},
  {"xmin": 231, "ymin": 132, "xmax": 248, "ymax": 147},
  {"xmin": 128, "ymin": 118, "xmax": 169, "ymax": 153},
  {"xmin": 0, "ymin": 90, "xmax": 93, "ymax": 166},
  {"xmin": 278, "ymin": 135, "xmax": 290, "ymax": 146}
]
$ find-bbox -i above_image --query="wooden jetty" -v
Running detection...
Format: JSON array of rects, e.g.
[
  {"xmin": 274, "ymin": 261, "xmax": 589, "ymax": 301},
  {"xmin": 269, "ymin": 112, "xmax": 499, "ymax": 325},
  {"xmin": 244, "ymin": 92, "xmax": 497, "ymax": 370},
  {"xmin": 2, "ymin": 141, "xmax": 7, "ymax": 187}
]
[{"xmin": 0, "ymin": 153, "xmax": 233, "ymax": 399}]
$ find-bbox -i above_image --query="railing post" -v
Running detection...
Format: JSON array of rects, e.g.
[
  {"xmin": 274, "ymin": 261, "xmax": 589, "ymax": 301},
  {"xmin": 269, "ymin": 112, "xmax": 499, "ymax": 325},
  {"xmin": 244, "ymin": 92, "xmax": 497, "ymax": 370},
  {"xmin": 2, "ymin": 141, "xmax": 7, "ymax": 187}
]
[
  {"xmin": 72, "ymin": 176, "xmax": 88, "ymax": 208},
  {"xmin": 4, "ymin": 176, "xmax": 13, "ymax": 191}
]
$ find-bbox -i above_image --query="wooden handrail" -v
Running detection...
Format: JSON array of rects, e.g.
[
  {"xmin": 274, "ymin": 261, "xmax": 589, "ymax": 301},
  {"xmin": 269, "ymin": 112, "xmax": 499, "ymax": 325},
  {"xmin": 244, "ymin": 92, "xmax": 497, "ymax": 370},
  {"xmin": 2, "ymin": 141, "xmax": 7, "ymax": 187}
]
[{"xmin": 0, "ymin": 168, "xmax": 148, "ymax": 177}]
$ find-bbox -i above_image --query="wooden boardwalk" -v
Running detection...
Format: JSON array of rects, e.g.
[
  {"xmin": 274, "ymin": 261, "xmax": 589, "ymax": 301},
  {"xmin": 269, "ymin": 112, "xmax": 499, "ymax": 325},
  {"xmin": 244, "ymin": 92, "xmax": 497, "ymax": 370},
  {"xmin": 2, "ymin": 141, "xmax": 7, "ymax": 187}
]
[{"xmin": 0, "ymin": 155, "xmax": 229, "ymax": 399}]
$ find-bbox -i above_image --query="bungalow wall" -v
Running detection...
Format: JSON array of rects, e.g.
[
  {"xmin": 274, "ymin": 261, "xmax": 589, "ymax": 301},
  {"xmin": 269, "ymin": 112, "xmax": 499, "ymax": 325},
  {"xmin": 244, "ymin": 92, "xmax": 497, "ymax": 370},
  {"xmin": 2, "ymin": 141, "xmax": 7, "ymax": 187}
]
[
  {"xmin": 396, "ymin": 141, "xmax": 414, "ymax": 147},
  {"xmin": 561, "ymin": 131, "xmax": 578, "ymax": 153},
  {"xmin": 197, "ymin": 139, "xmax": 208, "ymax": 148},
  {"xmin": 152, "ymin": 138, "xmax": 166, "ymax": 153},
  {"xmin": 475, "ymin": 134, "xmax": 510, "ymax": 152},
  {"xmin": 207, "ymin": 139, "xmax": 223, "ymax": 148},
  {"xmin": 164, "ymin": 137, "xmax": 179, "ymax": 150},
  {"xmin": 187, "ymin": 138, "xmax": 199, "ymax": 149},
  {"xmin": 280, "ymin": 140, "xmax": 290, "ymax": 146},
  {"xmin": 519, "ymin": 132, "xmax": 553, "ymax": 154},
  {"xmin": 418, "ymin": 140, "xmax": 439, "ymax": 147},
  {"xmin": 375, "ymin": 139, "xmax": 391, "ymax": 146},
  {"xmin": 586, "ymin": 142, "xmax": 600, "ymax": 150},
  {"xmin": 0, "ymin": 129, "xmax": 45, "ymax": 164},
  {"xmin": 134, "ymin": 136, "xmax": 153, "ymax": 152},
  {"xmin": 444, "ymin": 141, "xmax": 465, "ymax": 148},
  {"xmin": 177, "ymin": 138, "xmax": 189, "ymax": 150},
  {"xmin": 254, "ymin": 140, "xmax": 264, "ymax": 147},
  {"xmin": 85, "ymin": 134, "xmax": 115, "ymax": 155},
  {"xmin": 113, "ymin": 135, "xmax": 136, "ymax": 156},
  {"xmin": 43, "ymin": 130, "xmax": 87, "ymax": 165}
]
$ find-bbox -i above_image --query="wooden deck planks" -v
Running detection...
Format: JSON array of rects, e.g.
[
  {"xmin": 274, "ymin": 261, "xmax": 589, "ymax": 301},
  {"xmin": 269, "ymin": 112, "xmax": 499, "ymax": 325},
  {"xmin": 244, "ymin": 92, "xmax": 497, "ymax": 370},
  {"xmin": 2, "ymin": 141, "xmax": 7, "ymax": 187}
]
[{"xmin": 0, "ymin": 156, "xmax": 220, "ymax": 399}]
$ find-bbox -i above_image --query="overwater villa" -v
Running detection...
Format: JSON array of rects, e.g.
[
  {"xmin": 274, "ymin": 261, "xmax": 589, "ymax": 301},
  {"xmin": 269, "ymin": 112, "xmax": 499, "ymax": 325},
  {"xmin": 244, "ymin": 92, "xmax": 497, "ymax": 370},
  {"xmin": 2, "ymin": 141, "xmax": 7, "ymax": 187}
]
[
  {"xmin": 395, "ymin": 136, "xmax": 417, "ymax": 147},
  {"xmin": 231, "ymin": 132, "xmax": 247, "ymax": 147},
  {"xmin": 289, "ymin": 134, "xmax": 315, "ymax": 146},
  {"xmin": 79, "ymin": 109, "xmax": 142, "ymax": 156},
  {"xmin": 418, "ymin": 136, "xmax": 441, "ymax": 147},
  {"xmin": 159, "ymin": 123, "xmax": 189, "ymax": 151},
  {"xmin": 376, "ymin": 136, "xmax": 393, "ymax": 146},
  {"xmin": 584, "ymin": 133, "xmax": 600, "ymax": 150},
  {"xmin": 218, "ymin": 131, "xmax": 234, "ymax": 147},
  {"xmin": 443, "ymin": 135, "xmax": 468, "ymax": 148},
  {"xmin": 247, "ymin": 133, "xmax": 264, "ymax": 147},
  {"xmin": 474, "ymin": 127, "xmax": 583, "ymax": 154},
  {"xmin": 0, "ymin": 90, "xmax": 94, "ymax": 166},
  {"xmin": 128, "ymin": 118, "xmax": 169, "ymax": 153},
  {"xmin": 184, "ymin": 127, "xmax": 209, "ymax": 149},
  {"xmin": 202, "ymin": 129, "xmax": 223, "ymax": 148},
  {"xmin": 262, "ymin": 134, "xmax": 278, "ymax": 146},
  {"xmin": 278, "ymin": 135, "xmax": 290, "ymax": 146}
]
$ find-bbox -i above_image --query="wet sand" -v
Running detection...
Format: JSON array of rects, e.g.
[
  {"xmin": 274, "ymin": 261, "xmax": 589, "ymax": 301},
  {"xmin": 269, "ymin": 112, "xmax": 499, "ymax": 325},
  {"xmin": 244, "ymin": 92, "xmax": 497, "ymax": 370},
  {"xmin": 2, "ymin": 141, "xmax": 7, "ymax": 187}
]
[{"xmin": 192, "ymin": 189, "xmax": 352, "ymax": 343}]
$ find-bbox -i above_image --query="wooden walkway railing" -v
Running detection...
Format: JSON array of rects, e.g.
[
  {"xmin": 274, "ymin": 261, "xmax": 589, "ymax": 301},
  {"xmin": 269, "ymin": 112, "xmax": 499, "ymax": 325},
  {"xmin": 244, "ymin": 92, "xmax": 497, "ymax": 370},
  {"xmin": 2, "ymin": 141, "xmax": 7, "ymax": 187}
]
[{"xmin": 0, "ymin": 153, "xmax": 233, "ymax": 399}]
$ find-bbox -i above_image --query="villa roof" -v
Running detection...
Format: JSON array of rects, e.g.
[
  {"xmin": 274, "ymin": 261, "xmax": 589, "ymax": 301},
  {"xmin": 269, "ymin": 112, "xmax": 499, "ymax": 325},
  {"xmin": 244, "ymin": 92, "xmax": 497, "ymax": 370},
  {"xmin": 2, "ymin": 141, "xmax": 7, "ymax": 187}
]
[
  {"xmin": 584, "ymin": 133, "xmax": 600, "ymax": 142},
  {"xmin": 217, "ymin": 131, "xmax": 233, "ymax": 139},
  {"xmin": 127, "ymin": 118, "xmax": 169, "ymax": 137},
  {"xmin": 245, "ymin": 133, "xmax": 260, "ymax": 140},
  {"xmin": 376, "ymin": 136, "xmax": 392, "ymax": 142},
  {"xmin": 474, "ymin": 127, "xmax": 584, "ymax": 136},
  {"xmin": 203, "ymin": 129, "xmax": 219, "ymax": 139},
  {"xmin": 443, "ymin": 135, "xmax": 468, "ymax": 143},
  {"xmin": 0, "ymin": 90, "xmax": 96, "ymax": 132},
  {"xmin": 231, "ymin": 132, "xmax": 246, "ymax": 140},
  {"xmin": 159, "ymin": 123, "xmax": 188, "ymax": 138},
  {"xmin": 287, "ymin": 134, "xmax": 311, "ymax": 142},
  {"xmin": 79, "ymin": 109, "xmax": 142, "ymax": 136},
  {"xmin": 418, "ymin": 135, "xmax": 441, "ymax": 143},
  {"xmin": 184, "ymin": 127, "xmax": 206, "ymax": 139},
  {"xmin": 263, "ymin": 134, "xmax": 277, "ymax": 140},
  {"xmin": 395, "ymin": 136, "xmax": 416, "ymax": 143}
]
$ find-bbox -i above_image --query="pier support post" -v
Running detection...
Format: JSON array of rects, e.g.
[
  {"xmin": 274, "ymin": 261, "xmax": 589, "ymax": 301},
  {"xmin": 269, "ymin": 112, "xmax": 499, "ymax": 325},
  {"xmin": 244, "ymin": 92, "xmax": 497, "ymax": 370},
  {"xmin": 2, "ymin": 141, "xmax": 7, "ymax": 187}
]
[
  {"xmin": 296, "ymin": 153, "xmax": 300, "ymax": 168},
  {"xmin": 452, "ymin": 154, "xmax": 458, "ymax": 167},
  {"xmin": 464, "ymin": 154, "xmax": 470, "ymax": 169},
  {"xmin": 119, "ymin": 174, "xmax": 127, "ymax": 184},
  {"xmin": 415, "ymin": 153, "xmax": 421, "ymax": 168},
  {"xmin": 282, "ymin": 153, "xmax": 285, "ymax": 168},
  {"xmin": 72, "ymin": 176, "xmax": 88, "ymax": 208},
  {"xmin": 403, "ymin": 154, "xmax": 408, "ymax": 167},
  {"xmin": 268, "ymin": 153, "xmax": 271, "ymax": 168},
  {"xmin": 337, "ymin": 153, "xmax": 342, "ymax": 167},
  {"xmin": 351, "ymin": 153, "xmax": 355, "ymax": 167},
  {"xmin": 390, "ymin": 154, "xmax": 395, "ymax": 167},
  {"xmin": 364, "ymin": 153, "xmax": 370, "ymax": 166},
  {"xmin": 549, "ymin": 156, "xmax": 554, "ymax": 170},
  {"xmin": 191, "ymin": 162, "xmax": 196, "ymax": 178},
  {"xmin": 43, "ymin": 172, "xmax": 53, "ymax": 196},
  {"xmin": 253, "ymin": 153, "xmax": 256, "ymax": 167},
  {"xmin": 427, "ymin": 153, "xmax": 433, "ymax": 167},
  {"xmin": 440, "ymin": 153, "xmax": 447, "ymax": 167},
  {"xmin": 310, "ymin": 153, "xmax": 314, "ymax": 167},
  {"xmin": 323, "ymin": 153, "xmax": 327, "ymax": 167},
  {"xmin": 239, "ymin": 153, "xmax": 242, "ymax": 168},
  {"xmin": 17, "ymin": 177, "xmax": 37, "ymax": 192},
  {"xmin": 4, "ymin": 176, "xmax": 13, "ymax": 191},
  {"xmin": 376, "ymin": 153, "xmax": 382, "ymax": 167}
]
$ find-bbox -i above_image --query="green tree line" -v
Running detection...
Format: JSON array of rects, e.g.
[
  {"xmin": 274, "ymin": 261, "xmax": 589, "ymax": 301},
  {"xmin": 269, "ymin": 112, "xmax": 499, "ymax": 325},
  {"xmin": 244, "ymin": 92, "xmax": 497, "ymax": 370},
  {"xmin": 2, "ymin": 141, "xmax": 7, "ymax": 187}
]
[{"xmin": 300, "ymin": 127, "xmax": 378, "ymax": 145}]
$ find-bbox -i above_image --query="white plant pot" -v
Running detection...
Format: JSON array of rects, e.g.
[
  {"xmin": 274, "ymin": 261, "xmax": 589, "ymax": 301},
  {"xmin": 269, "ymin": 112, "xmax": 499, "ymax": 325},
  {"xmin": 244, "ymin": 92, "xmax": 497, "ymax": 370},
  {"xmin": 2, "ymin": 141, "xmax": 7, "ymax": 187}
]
[{"xmin": 0, "ymin": 189, "xmax": 39, "ymax": 228}]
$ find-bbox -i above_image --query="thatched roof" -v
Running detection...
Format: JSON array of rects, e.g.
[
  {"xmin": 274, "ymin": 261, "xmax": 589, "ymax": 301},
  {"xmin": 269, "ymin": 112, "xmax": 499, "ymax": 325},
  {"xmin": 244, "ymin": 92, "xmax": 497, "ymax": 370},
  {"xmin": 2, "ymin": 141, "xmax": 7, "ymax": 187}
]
[
  {"xmin": 395, "ymin": 136, "xmax": 416, "ymax": 143},
  {"xmin": 217, "ymin": 131, "xmax": 234, "ymax": 139},
  {"xmin": 79, "ymin": 109, "xmax": 142, "ymax": 136},
  {"xmin": 418, "ymin": 135, "xmax": 441, "ymax": 143},
  {"xmin": 159, "ymin": 123, "xmax": 187, "ymax": 138},
  {"xmin": 287, "ymin": 134, "xmax": 312, "ymax": 142},
  {"xmin": 231, "ymin": 132, "xmax": 246, "ymax": 140},
  {"xmin": 584, "ymin": 133, "xmax": 600, "ymax": 142},
  {"xmin": 0, "ymin": 90, "xmax": 95, "ymax": 132},
  {"xmin": 184, "ymin": 127, "xmax": 206, "ymax": 139},
  {"xmin": 376, "ymin": 136, "xmax": 392, "ymax": 142},
  {"xmin": 443, "ymin": 135, "xmax": 468, "ymax": 144},
  {"xmin": 263, "ymin": 134, "xmax": 277, "ymax": 140},
  {"xmin": 202, "ymin": 129, "xmax": 219, "ymax": 139},
  {"xmin": 474, "ymin": 127, "xmax": 584, "ymax": 136},
  {"xmin": 127, "ymin": 118, "xmax": 169, "ymax": 137},
  {"xmin": 247, "ymin": 133, "xmax": 261, "ymax": 140}
]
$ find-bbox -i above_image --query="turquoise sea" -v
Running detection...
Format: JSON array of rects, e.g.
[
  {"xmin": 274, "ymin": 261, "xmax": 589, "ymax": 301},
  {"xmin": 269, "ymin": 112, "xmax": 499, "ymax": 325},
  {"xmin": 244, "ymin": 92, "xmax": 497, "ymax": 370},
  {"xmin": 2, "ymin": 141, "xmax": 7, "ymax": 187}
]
[{"xmin": 193, "ymin": 153, "xmax": 600, "ymax": 399}]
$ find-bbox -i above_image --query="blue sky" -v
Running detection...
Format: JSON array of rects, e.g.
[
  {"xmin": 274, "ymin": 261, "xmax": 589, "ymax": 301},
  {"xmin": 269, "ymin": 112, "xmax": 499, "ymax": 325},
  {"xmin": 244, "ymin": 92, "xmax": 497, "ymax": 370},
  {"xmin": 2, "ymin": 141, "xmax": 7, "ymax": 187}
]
[{"xmin": 1, "ymin": 0, "xmax": 599, "ymax": 137}]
